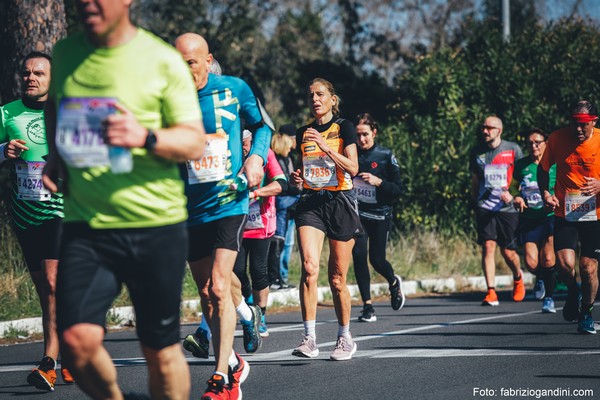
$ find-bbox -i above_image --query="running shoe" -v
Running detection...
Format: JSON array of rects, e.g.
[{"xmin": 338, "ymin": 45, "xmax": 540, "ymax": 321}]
[
  {"xmin": 390, "ymin": 275, "xmax": 406, "ymax": 310},
  {"xmin": 183, "ymin": 329, "xmax": 210, "ymax": 359},
  {"xmin": 240, "ymin": 305, "xmax": 262, "ymax": 353},
  {"xmin": 358, "ymin": 304, "xmax": 377, "ymax": 322},
  {"xmin": 201, "ymin": 374, "xmax": 232, "ymax": 400},
  {"xmin": 577, "ymin": 314, "xmax": 597, "ymax": 334},
  {"xmin": 258, "ymin": 314, "xmax": 269, "ymax": 338},
  {"xmin": 481, "ymin": 288, "xmax": 499, "ymax": 306},
  {"xmin": 533, "ymin": 279, "xmax": 546, "ymax": 300},
  {"xmin": 291, "ymin": 335, "xmax": 319, "ymax": 358},
  {"xmin": 562, "ymin": 289, "xmax": 581, "ymax": 322},
  {"xmin": 512, "ymin": 276, "xmax": 525, "ymax": 302},
  {"xmin": 541, "ymin": 297, "xmax": 556, "ymax": 314},
  {"xmin": 61, "ymin": 367, "xmax": 75, "ymax": 384},
  {"xmin": 26, "ymin": 356, "xmax": 57, "ymax": 391},
  {"xmin": 229, "ymin": 352, "xmax": 249, "ymax": 400},
  {"xmin": 330, "ymin": 336, "xmax": 357, "ymax": 361}
]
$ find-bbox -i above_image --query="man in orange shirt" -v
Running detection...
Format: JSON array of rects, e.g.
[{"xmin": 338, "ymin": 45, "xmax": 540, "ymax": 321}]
[{"xmin": 538, "ymin": 100, "xmax": 600, "ymax": 334}]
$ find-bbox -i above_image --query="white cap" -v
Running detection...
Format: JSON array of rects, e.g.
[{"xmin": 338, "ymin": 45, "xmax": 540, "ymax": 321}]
[{"xmin": 242, "ymin": 129, "xmax": 252, "ymax": 140}]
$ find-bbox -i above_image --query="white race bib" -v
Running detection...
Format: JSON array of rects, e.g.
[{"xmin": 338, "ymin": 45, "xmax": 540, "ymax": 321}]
[
  {"xmin": 186, "ymin": 134, "xmax": 228, "ymax": 184},
  {"xmin": 303, "ymin": 153, "xmax": 337, "ymax": 188},
  {"xmin": 484, "ymin": 164, "xmax": 508, "ymax": 189},
  {"xmin": 15, "ymin": 161, "xmax": 51, "ymax": 201},
  {"xmin": 245, "ymin": 199, "xmax": 264, "ymax": 230},
  {"xmin": 565, "ymin": 192, "xmax": 597, "ymax": 222},
  {"xmin": 56, "ymin": 98, "xmax": 116, "ymax": 168},
  {"xmin": 353, "ymin": 177, "xmax": 377, "ymax": 204},
  {"xmin": 521, "ymin": 184, "xmax": 543, "ymax": 209}
]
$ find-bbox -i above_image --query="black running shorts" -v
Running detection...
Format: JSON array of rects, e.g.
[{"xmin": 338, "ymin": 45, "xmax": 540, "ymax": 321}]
[
  {"xmin": 295, "ymin": 189, "xmax": 362, "ymax": 241},
  {"xmin": 475, "ymin": 209, "xmax": 519, "ymax": 249},
  {"xmin": 56, "ymin": 222, "xmax": 188, "ymax": 350},
  {"xmin": 187, "ymin": 214, "xmax": 247, "ymax": 262},
  {"xmin": 13, "ymin": 217, "xmax": 62, "ymax": 273},
  {"xmin": 554, "ymin": 217, "xmax": 600, "ymax": 259}
]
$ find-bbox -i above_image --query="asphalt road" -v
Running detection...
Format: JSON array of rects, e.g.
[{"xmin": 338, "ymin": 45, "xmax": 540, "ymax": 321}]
[{"xmin": 1, "ymin": 291, "xmax": 599, "ymax": 399}]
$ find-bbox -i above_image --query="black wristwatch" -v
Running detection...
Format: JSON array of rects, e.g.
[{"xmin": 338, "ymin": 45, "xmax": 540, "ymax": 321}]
[{"xmin": 144, "ymin": 129, "xmax": 157, "ymax": 152}]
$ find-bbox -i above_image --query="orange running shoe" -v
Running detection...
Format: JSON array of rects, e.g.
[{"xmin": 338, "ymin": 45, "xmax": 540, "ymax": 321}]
[
  {"xmin": 27, "ymin": 360, "xmax": 57, "ymax": 392},
  {"xmin": 61, "ymin": 367, "xmax": 76, "ymax": 384},
  {"xmin": 513, "ymin": 276, "xmax": 526, "ymax": 302},
  {"xmin": 481, "ymin": 289, "xmax": 499, "ymax": 306}
]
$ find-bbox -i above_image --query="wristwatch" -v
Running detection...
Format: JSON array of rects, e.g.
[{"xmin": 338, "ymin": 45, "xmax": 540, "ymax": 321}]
[{"xmin": 144, "ymin": 129, "xmax": 157, "ymax": 152}]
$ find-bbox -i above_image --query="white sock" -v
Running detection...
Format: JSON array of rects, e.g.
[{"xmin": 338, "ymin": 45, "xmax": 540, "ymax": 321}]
[
  {"xmin": 228, "ymin": 350, "xmax": 238, "ymax": 370},
  {"xmin": 236, "ymin": 301, "xmax": 253, "ymax": 322},
  {"xmin": 214, "ymin": 371, "xmax": 229, "ymax": 384},
  {"xmin": 338, "ymin": 324, "xmax": 351, "ymax": 339},
  {"xmin": 304, "ymin": 320, "xmax": 316, "ymax": 338}
]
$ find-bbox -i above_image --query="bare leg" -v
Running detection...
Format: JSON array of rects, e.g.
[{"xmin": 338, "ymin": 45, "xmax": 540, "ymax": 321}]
[{"xmin": 297, "ymin": 226, "xmax": 325, "ymax": 321}]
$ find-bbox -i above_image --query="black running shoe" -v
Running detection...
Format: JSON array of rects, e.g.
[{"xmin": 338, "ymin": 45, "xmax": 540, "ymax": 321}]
[
  {"xmin": 562, "ymin": 288, "xmax": 581, "ymax": 322},
  {"xmin": 390, "ymin": 275, "xmax": 406, "ymax": 311},
  {"xmin": 358, "ymin": 304, "xmax": 377, "ymax": 322}
]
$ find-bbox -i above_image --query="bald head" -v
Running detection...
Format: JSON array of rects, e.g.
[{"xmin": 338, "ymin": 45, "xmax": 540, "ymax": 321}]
[
  {"xmin": 481, "ymin": 115, "xmax": 503, "ymax": 148},
  {"xmin": 175, "ymin": 33, "xmax": 212, "ymax": 90}
]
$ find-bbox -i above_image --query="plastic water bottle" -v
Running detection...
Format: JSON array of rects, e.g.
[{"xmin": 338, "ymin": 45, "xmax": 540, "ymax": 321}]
[
  {"xmin": 234, "ymin": 173, "xmax": 248, "ymax": 191},
  {"xmin": 108, "ymin": 146, "xmax": 133, "ymax": 174}
]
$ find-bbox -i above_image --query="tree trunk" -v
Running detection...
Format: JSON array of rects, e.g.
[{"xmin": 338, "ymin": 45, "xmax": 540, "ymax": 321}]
[{"xmin": 0, "ymin": 0, "xmax": 67, "ymax": 105}]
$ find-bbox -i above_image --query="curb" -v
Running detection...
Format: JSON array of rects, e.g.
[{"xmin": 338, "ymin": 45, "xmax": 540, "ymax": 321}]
[{"xmin": 0, "ymin": 273, "xmax": 534, "ymax": 338}]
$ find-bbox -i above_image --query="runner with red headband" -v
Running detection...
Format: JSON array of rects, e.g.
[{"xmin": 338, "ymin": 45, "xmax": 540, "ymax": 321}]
[{"xmin": 538, "ymin": 100, "xmax": 600, "ymax": 335}]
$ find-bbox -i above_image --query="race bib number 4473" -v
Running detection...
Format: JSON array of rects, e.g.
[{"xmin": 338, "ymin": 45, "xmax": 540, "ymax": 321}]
[{"xmin": 186, "ymin": 134, "xmax": 228, "ymax": 184}]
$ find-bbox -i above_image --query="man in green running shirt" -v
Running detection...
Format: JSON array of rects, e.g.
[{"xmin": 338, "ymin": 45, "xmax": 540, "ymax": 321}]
[{"xmin": 0, "ymin": 52, "xmax": 74, "ymax": 391}]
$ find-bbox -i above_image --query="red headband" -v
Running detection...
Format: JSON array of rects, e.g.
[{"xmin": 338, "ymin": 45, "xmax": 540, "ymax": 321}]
[{"xmin": 571, "ymin": 113, "xmax": 598, "ymax": 123}]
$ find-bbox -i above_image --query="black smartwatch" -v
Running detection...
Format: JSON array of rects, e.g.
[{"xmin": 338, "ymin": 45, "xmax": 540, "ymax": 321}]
[{"xmin": 144, "ymin": 129, "xmax": 157, "ymax": 152}]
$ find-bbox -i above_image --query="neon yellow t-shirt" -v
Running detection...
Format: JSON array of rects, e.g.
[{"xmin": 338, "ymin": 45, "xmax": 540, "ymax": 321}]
[{"xmin": 50, "ymin": 29, "xmax": 201, "ymax": 228}]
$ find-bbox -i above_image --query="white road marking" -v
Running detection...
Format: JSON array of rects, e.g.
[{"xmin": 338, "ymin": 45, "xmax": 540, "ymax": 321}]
[{"xmin": 0, "ymin": 308, "xmax": 586, "ymax": 373}]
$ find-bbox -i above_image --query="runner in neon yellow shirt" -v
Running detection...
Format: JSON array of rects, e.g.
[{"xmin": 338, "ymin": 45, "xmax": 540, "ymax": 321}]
[{"xmin": 42, "ymin": 2, "xmax": 205, "ymax": 398}]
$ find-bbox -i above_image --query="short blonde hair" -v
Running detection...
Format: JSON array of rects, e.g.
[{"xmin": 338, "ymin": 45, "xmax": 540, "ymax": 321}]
[{"xmin": 271, "ymin": 133, "xmax": 293, "ymax": 157}]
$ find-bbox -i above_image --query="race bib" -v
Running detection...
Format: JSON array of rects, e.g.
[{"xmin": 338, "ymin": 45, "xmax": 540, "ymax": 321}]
[
  {"xmin": 353, "ymin": 177, "xmax": 377, "ymax": 204},
  {"xmin": 186, "ymin": 134, "xmax": 228, "ymax": 184},
  {"xmin": 56, "ymin": 98, "xmax": 115, "ymax": 168},
  {"xmin": 484, "ymin": 164, "xmax": 508, "ymax": 189},
  {"xmin": 245, "ymin": 199, "xmax": 264, "ymax": 230},
  {"xmin": 15, "ymin": 161, "xmax": 51, "ymax": 201},
  {"xmin": 522, "ymin": 184, "xmax": 543, "ymax": 209},
  {"xmin": 565, "ymin": 192, "xmax": 597, "ymax": 222},
  {"xmin": 303, "ymin": 153, "xmax": 337, "ymax": 188}
]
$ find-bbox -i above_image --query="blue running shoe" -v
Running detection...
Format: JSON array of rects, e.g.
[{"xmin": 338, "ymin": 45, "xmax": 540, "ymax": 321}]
[
  {"xmin": 577, "ymin": 314, "xmax": 596, "ymax": 334},
  {"xmin": 533, "ymin": 279, "xmax": 545, "ymax": 300},
  {"xmin": 541, "ymin": 297, "xmax": 556, "ymax": 314},
  {"xmin": 240, "ymin": 305, "xmax": 262, "ymax": 353},
  {"xmin": 259, "ymin": 314, "xmax": 269, "ymax": 338}
]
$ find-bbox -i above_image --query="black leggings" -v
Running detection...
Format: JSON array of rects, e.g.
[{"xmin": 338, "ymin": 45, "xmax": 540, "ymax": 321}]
[
  {"xmin": 352, "ymin": 218, "xmax": 396, "ymax": 303},
  {"xmin": 234, "ymin": 237, "xmax": 272, "ymax": 298}
]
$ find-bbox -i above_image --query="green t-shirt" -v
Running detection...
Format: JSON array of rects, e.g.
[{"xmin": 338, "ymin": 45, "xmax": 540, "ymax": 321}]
[
  {"xmin": 0, "ymin": 99, "xmax": 64, "ymax": 228},
  {"xmin": 513, "ymin": 155, "xmax": 556, "ymax": 219},
  {"xmin": 50, "ymin": 29, "xmax": 201, "ymax": 229}
]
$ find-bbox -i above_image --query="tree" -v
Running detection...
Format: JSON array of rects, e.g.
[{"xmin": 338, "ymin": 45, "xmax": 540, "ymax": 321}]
[{"xmin": 0, "ymin": 0, "xmax": 67, "ymax": 105}]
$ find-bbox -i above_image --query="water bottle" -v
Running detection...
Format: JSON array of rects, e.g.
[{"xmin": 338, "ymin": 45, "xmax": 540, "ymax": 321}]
[
  {"xmin": 108, "ymin": 146, "xmax": 133, "ymax": 174},
  {"xmin": 234, "ymin": 173, "xmax": 248, "ymax": 191}
]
